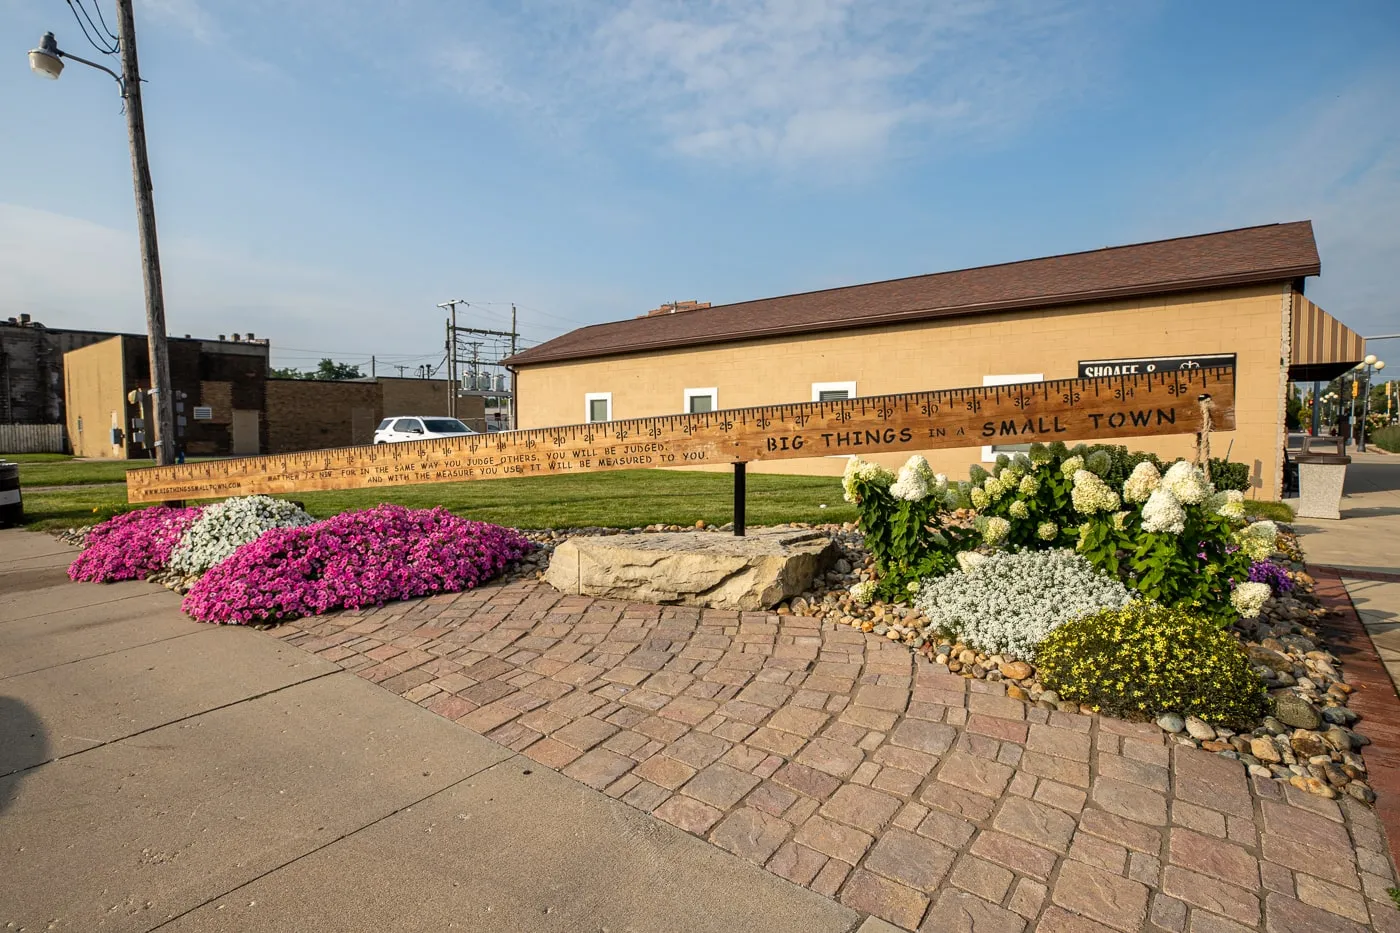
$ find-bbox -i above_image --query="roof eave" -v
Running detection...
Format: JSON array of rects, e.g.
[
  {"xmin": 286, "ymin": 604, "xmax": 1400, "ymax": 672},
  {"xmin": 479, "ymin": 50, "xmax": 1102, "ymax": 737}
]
[{"xmin": 507, "ymin": 265, "xmax": 1319, "ymax": 368}]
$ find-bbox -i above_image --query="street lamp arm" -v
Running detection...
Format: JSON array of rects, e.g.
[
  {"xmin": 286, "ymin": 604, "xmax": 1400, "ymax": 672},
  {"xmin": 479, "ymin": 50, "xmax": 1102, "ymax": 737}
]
[{"xmin": 57, "ymin": 47, "xmax": 126, "ymax": 91}]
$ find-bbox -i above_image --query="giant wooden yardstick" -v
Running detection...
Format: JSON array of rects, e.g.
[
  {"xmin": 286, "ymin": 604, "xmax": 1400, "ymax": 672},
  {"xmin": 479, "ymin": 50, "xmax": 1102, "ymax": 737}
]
[{"xmin": 127, "ymin": 368, "xmax": 1235, "ymax": 531}]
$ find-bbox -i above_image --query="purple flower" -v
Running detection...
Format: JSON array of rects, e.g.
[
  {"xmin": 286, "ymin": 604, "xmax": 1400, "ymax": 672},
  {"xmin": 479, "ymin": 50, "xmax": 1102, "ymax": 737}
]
[
  {"xmin": 69, "ymin": 506, "xmax": 204, "ymax": 583},
  {"xmin": 1247, "ymin": 559, "xmax": 1294, "ymax": 594},
  {"xmin": 181, "ymin": 504, "xmax": 533, "ymax": 625}
]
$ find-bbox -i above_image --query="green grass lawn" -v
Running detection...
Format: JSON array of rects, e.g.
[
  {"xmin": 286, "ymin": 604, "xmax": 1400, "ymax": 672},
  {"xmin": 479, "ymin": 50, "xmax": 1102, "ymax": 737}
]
[
  {"xmin": 18, "ymin": 469, "xmax": 858, "ymax": 532},
  {"xmin": 9, "ymin": 455, "xmax": 218, "ymax": 488}
]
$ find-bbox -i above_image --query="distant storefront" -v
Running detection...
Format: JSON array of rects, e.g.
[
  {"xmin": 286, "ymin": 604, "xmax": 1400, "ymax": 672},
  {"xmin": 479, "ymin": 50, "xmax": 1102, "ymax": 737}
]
[{"xmin": 506, "ymin": 222, "xmax": 1366, "ymax": 500}]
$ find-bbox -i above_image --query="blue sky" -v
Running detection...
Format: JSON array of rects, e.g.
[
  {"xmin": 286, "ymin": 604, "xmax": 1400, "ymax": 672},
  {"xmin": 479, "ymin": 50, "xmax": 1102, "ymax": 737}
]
[{"xmin": 2, "ymin": 0, "xmax": 1398, "ymax": 375}]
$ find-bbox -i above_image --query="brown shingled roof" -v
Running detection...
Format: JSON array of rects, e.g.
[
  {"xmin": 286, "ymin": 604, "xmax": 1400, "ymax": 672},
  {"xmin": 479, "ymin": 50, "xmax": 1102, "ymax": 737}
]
[{"xmin": 506, "ymin": 221, "xmax": 1319, "ymax": 367}]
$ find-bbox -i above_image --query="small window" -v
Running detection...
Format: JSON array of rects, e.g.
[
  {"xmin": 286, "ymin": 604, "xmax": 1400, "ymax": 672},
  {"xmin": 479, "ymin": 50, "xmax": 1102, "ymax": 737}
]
[
  {"xmin": 77, "ymin": 416, "xmax": 84, "ymax": 434},
  {"xmin": 585, "ymin": 392, "xmax": 612, "ymax": 423},
  {"xmin": 394, "ymin": 418, "xmax": 424, "ymax": 434},
  {"xmin": 812, "ymin": 381, "xmax": 857, "ymax": 402},
  {"xmin": 982, "ymin": 373, "xmax": 1044, "ymax": 461},
  {"xmin": 376, "ymin": 419, "xmax": 393, "ymax": 431},
  {"xmin": 684, "ymin": 387, "xmax": 717, "ymax": 414}
]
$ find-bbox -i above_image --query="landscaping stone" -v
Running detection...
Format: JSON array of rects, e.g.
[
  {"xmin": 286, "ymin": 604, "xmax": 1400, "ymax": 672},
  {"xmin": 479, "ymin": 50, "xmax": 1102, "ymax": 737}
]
[
  {"xmin": 1157, "ymin": 713, "xmax": 1185, "ymax": 734},
  {"xmin": 1274, "ymin": 695, "xmax": 1323, "ymax": 731},
  {"xmin": 544, "ymin": 528, "xmax": 837, "ymax": 611}
]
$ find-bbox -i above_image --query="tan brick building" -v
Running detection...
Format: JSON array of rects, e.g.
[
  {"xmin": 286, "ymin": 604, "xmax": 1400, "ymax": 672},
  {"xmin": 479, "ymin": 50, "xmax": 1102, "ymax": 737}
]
[{"xmin": 506, "ymin": 223, "xmax": 1365, "ymax": 499}]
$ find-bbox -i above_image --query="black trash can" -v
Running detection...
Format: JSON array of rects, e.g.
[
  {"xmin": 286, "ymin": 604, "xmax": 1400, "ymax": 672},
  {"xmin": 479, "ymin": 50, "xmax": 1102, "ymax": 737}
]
[{"xmin": 0, "ymin": 460, "xmax": 21, "ymax": 527}]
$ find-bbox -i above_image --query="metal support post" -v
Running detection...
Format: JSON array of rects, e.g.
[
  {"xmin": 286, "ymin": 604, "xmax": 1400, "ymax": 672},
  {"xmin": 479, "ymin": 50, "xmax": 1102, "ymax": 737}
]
[{"xmin": 733, "ymin": 462, "xmax": 746, "ymax": 537}]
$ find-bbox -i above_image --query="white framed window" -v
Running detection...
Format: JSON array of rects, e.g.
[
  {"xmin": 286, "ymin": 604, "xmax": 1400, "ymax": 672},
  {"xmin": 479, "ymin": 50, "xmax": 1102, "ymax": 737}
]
[
  {"xmin": 585, "ymin": 392, "xmax": 612, "ymax": 423},
  {"xmin": 812, "ymin": 381, "xmax": 857, "ymax": 402},
  {"xmin": 684, "ymin": 387, "xmax": 717, "ymax": 414},
  {"xmin": 982, "ymin": 373, "xmax": 1043, "ymax": 462}
]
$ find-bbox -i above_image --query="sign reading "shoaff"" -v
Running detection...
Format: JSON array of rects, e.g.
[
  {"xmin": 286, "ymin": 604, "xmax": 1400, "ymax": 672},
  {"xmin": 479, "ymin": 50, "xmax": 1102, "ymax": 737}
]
[{"xmin": 1079, "ymin": 354, "xmax": 1235, "ymax": 379}]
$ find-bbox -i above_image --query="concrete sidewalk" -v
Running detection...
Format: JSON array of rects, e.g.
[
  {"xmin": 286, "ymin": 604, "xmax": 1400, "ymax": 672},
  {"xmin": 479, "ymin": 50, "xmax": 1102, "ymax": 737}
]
[
  {"xmin": 1290, "ymin": 452, "xmax": 1400, "ymax": 688},
  {"xmin": 0, "ymin": 529, "xmax": 864, "ymax": 933}
]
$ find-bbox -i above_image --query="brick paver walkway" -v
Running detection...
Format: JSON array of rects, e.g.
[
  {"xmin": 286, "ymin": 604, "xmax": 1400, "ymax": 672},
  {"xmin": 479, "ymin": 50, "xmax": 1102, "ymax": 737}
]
[{"xmin": 270, "ymin": 580, "xmax": 1400, "ymax": 932}]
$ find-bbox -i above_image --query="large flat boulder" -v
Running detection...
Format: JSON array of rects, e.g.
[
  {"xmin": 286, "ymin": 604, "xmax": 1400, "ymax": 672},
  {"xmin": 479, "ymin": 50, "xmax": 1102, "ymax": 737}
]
[{"xmin": 544, "ymin": 529, "xmax": 837, "ymax": 611}]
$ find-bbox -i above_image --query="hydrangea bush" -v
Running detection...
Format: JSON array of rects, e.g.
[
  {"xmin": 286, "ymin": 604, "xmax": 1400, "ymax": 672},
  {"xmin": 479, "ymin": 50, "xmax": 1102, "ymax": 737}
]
[
  {"xmin": 68, "ymin": 505, "xmax": 204, "ymax": 583},
  {"xmin": 168, "ymin": 495, "xmax": 315, "ymax": 576},
  {"xmin": 848, "ymin": 441, "xmax": 1285, "ymax": 625},
  {"xmin": 913, "ymin": 549, "xmax": 1135, "ymax": 660},
  {"xmin": 843, "ymin": 455, "xmax": 970, "ymax": 599},
  {"xmin": 182, "ymin": 504, "xmax": 532, "ymax": 624},
  {"xmin": 1037, "ymin": 602, "xmax": 1269, "ymax": 726}
]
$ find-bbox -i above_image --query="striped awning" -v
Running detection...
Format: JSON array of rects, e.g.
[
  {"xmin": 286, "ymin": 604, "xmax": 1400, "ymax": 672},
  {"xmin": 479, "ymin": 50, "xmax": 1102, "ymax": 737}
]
[{"xmin": 1290, "ymin": 295, "xmax": 1366, "ymax": 381}]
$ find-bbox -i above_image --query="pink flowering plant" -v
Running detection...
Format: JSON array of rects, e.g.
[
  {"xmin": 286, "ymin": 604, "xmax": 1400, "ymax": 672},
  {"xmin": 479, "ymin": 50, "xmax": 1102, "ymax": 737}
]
[
  {"xmin": 68, "ymin": 505, "xmax": 205, "ymax": 583},
  {"xmin": 182, "ymin": 504, "xmax": 532, "ymax": 624}
]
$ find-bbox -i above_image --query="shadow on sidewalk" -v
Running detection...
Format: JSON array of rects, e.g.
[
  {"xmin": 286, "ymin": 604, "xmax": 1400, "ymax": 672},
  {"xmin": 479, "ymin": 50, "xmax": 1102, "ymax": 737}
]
[{"xmin": 0, "ymin": 696, "xmax": 49, "ymax": 811}]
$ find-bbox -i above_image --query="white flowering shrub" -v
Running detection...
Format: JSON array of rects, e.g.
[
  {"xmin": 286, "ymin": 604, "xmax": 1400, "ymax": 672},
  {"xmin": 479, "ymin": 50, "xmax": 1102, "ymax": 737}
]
[
  {"xmin": 1235, "ymin": 520, "xmax": 1278, "ymax": 561},
  {"xmin": 915, "ymin": 549, "xmax": 1135, "ymax": 660},
  {"xmin": 1140, "ymin": 488, "xmax": 1186, "ymax": 534},
  {"xmin": 1071, "ymin": 470, "xmax": 1120, "ymax": 514},
  {"xmin": 1122, "ymin": 461, "xmax": 1161, "ymax": 504},
  {"xmin": 169, "ymin": 495, "xmax": 316, "ymax": 575},
  {"xmin": 849, "ymin": 580, "xmax": 877, "ymax": 606}
]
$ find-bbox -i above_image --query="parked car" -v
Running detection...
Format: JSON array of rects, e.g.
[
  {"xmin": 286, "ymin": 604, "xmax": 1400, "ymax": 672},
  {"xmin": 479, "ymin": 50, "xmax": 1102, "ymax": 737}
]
[{"xmin": 373, "ymin": 416, "xmax": 477, "ymax": 444}]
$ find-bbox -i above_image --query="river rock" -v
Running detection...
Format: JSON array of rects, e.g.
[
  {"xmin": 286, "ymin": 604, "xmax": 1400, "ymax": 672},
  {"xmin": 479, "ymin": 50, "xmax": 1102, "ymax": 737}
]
[
  {"xmin": 1157, "ymin": 713, "xmax": 1185, "ymax": 734},
  {"xmin": 1273, "ymin": 695, "xmax": 1323, "ymax": 730},
  {"xmin": 1290, "ymin": 730, "xmax": 1329, "ymax": 758},
  {"xmin": 1185, "ymin": 717, "xmax": 1217, "ymax": 741},
  {"xmin": 544, "ymin": 528, "xmax": 836, "ymax": 611},
  {"xmin": 1250, "ymin": 737, "xmax": 1282, "ymax": 763},
  {"xmin": 1248, "ymin": 646, "xmax": 1294, "ymax": 672},
  {"xmin": 1000, "ymin": 661, "xmax": 1033, "ymax": 681}
]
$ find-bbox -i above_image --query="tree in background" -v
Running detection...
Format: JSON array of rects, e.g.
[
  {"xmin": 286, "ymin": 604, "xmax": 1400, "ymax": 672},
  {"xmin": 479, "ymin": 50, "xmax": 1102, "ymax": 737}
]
[{"xmin": 269, "ymin": 359, "xmax": 364, "ymax": 380}]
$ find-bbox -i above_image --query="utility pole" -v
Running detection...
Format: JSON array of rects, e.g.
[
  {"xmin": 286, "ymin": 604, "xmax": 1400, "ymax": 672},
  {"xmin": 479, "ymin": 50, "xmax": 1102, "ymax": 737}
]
[
  {"xmin": 371, "ymin": 355, "xmax": 376, "ymax": 378},
  {"xmin": 510, "ymin": 303, "xmax": 518, "ymax": 430},
  {"xmin": 395, "ymin": 365, "xmax": 407, "ymax": 378},
  {"xmin": 116, "ymin": 0, "xmax": 175, "ymax": 466},
  {"xmin": 438, "ymin": 299, "xmax": 467, "ymax": 418}
]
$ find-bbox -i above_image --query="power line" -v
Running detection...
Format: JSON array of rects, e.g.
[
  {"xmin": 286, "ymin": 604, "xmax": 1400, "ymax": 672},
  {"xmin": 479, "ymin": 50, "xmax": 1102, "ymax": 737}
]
[{"xmin": 66, "ymin": 0, "xmax": 119, "ymax": 54}]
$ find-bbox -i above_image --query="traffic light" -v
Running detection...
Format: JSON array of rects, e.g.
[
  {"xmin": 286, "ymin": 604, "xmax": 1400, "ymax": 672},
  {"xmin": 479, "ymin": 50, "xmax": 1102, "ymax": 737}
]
[{"xmin": 1352, "ymin": 379, "xmax": 1360, "ymax": 399}]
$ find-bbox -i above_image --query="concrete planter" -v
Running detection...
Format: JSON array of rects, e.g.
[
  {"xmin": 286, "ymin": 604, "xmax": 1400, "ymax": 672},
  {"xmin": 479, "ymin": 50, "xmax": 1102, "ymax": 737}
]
[{"xmin": 1293, "ymin": 437, "xmax": 1350, "ymax": 520}]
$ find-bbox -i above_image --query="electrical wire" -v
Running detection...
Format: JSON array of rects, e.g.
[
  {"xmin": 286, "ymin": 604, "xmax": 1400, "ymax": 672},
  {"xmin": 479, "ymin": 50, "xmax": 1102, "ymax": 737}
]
[
  {"xmin": 89, "ymin": 0, "xmax": 120, "ymax": 41},
  {"xmin": 67, "ymin": 0, "xmax": 119, "ymax": 55}
]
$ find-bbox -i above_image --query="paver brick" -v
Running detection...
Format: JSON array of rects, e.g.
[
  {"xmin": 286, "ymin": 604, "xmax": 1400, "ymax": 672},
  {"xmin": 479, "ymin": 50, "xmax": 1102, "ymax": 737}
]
[
  {"xmin": 681, "ymin": 763, "xmax": 761, "ymax": 810},
  {"xmin": 891, "ymin": 718, "xmax": 958, "ymax": 755},
  {"xmin": 773, "ymin": 761, "xmax": 842, "ymax": 800},
  {"xmin": 794, "ymin": 815, "xmax": 874, "ymax": 864},
  {"xmin": 1035, "ymin": 906, "xmax": 1120, "ymax": 933},
  {"xmin": 1263, "ymin": 892, "xmax": 1369, "ymax": 933},
  {"xmin": 1092, "ymin": 776, "xmax": 1168, "ymax": 826},
  {"xmin": 938, "ymin": 750, "xmax": 1014, "ymax": 798},
  {"xmin": 1161, "ymin": 866, "xmax": 1260, "ymax": 926},
  {"xmin": 921, "ymin": 889, "xmax": 1026, "ymax": 933},
  {"xmin": 562, "ymin": 748, "xmax": 636, "ymax": 790},
  {"xmin": 1169, "ymin": 828, "xmax": 1259, "ymax": 891},
  {"xmin": 632, "ymin": 754, "xmax": 697, "ymax": 789},
  {"xmin": 821, "ymin": 784, "xmax": 903, "ymax": 834},
  {"xmin": 653, "ymin": 794, "xmax": 724, "ymax": 834},
  {"xmin": 995, "ymin": 796, "xmax": 1077, "ymax": 854},
  {"xmin": 797, "ymin": 737, "xmax": 866, "ymax": 778},
  {"xmin": 1052, "ymin": 859, "xmax": 1149, "ymax": 933},
  {"xmin": 1027, "ymin": 724, "xmax": 1091, "ymax": 762},
  {"xmin": 840, "ymin": 868, "xmax": 929, "ymax": 930},
  {"xmin": 951, "ymin": 854, "xmax": 1014, "ymax": 902},
  {"xmin": 767, "ymin": 840, "xmax": 828, "ymax": 886},
  {"xmin": 1070, "ymin": 832, "xmax": 1128, "ymax": 873},
  {"xmin": 864, "ymin": 828, "xmax": 955, "ymax": 889},
  {"xmin": 1149, "ymin": 894, "xmax": 1187, "ymax": 933},
  {"xmin": 1293, "ymin": 873, "xmax": 1370, "ymax": 923},
  {"xmin": 970, "ymin": 830, "xmax": 1058, "ymax": 881},
  {"xmin": 1021, "ymin": 749, "xmax": 1090, "ymax": 788},
  {"xmin": 708, "ymin": 807, "xmax": 791, "ymax": 865}
]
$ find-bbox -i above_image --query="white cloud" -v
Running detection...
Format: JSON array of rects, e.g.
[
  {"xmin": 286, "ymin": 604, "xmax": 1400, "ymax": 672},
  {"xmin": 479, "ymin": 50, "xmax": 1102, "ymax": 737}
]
[
  {"xmin": 1140, "ymin": 68, "xmax": 1400, "ymax": 340},
  {"xmin": 237, "ymin": 0, "xmax": 1131, "ymax": 170}
]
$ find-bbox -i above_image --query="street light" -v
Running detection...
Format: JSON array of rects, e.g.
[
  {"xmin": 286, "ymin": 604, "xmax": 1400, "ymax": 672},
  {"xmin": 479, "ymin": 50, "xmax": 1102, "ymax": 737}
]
[
  {"xmin": 1358, "ymin": 356, "xmax": 1386, "ymax": 452},
  {"xmin": 27, "ymin": 9, "xmax": 177, "ymax": 469}
]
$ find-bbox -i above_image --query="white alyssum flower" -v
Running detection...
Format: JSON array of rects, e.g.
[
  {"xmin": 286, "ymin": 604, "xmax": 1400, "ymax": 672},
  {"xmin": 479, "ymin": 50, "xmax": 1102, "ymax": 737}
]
[
  {"xmin": 890, "ymin": 455, "xmax": 935, "ymax": 501},
  {"xmin": 1122, "ymin": 461, "xmax": 1161, "ymax": 504},
  {"xmin": 1231, "ymin": 582, "xmax": 1272, "ymax": 619},
  {"xmin": 1162, "ymin": 460, "xmax": 1211, "ymax": 505},
  {"xmin": 169, "ymin": 495, "xmax": 315, "ymax": 575},
  {"xmin": 1237, "ymin": 520, "xmax": 1279, "ymax": 560},
  {"xmin": 1071, "ymin": 470, "xmax": 1120, "ymax": 514},
  {"xmin": 1037, "ymin": 521, "xmax": 1058, "ymax": 541},
  {"xmin": 849, "ymin": 580, "xmax": 877, "ymax": 606},
  {"xmin": 1140, "ymin": 487, "xmax": 1186, "ymax": 534},
  {"xmin": 915, "ymin": 549, "xmax": 1135, "ymax": 659}
]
